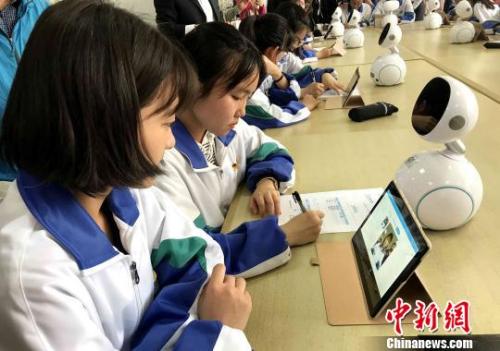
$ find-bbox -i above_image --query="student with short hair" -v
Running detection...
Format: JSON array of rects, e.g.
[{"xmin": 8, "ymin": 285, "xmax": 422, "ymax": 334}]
[
  {"xmin": 240, "ymin": 13, "xmax": 318, "ymax": 129},
  {"xmin": 0, "ymin": 0, "xmax": 49, "ymax": 181},
  {"xmin": 155, "ymin": 22, "xmax": 323, "ymax": 250},
  {"xmin": 274, "ymin": 2, "xmax": 345, "ymax": 97},
  {"xmin": 0, "ymin": 1, "xmax": 294, "ymax": 349}
]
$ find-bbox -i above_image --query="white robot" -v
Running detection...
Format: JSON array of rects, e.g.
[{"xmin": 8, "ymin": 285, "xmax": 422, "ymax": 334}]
[
  {"xmin": 423, "ymin": 0, "xmax": 443, "ymax": 30},
  {"xmin": 395, "ymin": 76, "xmax": 483, "ymax": 230},
  {"xmin": 329, "ymin": 7, "xmax": 345, "ymax": 37},
  {"xmin": 382, "ymin": 0, "xmax": 400, "ymax": 28},
  {"xmin": 343, "ymin": 9, "xmax": 365, "ymax": 48},
  {"xmin": 370, "ymin": 23, "xmax": 406, "ymax": 86},
  {"xmin": 449, "ymin": 0, "xmax": 475, "ymax": 43}
]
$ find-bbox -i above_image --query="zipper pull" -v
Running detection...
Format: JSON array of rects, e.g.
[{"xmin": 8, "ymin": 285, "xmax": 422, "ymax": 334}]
[{"xmin": 130, "ymin": 261, "xmax": 140, "ymax": 284}]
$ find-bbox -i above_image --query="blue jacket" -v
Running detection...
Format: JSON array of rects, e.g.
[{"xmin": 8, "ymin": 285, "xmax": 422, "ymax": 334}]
[{"xmin": 0, "ymin": 0, "xmax": 48, "ymax": 181}]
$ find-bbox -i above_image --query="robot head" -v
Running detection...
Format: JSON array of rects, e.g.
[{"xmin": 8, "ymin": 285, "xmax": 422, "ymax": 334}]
[
  {"xmin": 455, "ymin": 0, "xmax": 473, "ymax": 20},
  {"xmin": 426, "ymin": 0, "xmax": 441, "ymax": 12},
  {"xmin": 382, "ymin": 0, "xmax": 400, "ymax": 13},
  {"xmin": 412, "ymin": 76, "xmax": 478, "ymax": 143},
  {"xmin": 331, "ymin": 7, "xmax": 343, "ymax": 22},
  {"xmin": 347, "ymin": 9, "xmax": 361, "ymax": 26},
  {"xmin": 379, "ymin": 22, "xmax": 402, "ymax": 48}
]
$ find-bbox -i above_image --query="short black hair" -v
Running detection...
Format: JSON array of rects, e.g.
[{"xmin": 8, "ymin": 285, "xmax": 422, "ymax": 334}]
[
  {"xmin": 182, "ymin": 22, "xmax": 266, "ymax": 97},
  {"xmin": 239, "ymin": 13, "xmax": 292, "ymax": 53},
  {"xmin": 274, "ymin": 2, "xmax": 311, "ymax": 34},
  {"xmin": 0, "ymin": 0, "xmax": 195, "ymax": 195}
]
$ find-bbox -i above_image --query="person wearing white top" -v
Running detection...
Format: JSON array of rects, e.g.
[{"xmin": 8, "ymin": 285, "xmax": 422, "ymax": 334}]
[{"xmin": 473, "ymin": 0, "xmax": 500, "ymax": 22}]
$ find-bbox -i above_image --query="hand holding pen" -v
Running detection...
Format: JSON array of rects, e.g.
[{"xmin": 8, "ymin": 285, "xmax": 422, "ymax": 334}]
[{"xmin": 278, "ymin": 191, "xmax": 325, "ymax": 246}]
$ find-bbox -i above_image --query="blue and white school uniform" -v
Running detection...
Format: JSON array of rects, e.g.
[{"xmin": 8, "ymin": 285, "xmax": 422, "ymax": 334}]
[
  {"xmin": 278, "ymin": 52, "xmax": 337, "ymax": 88},
  {"xmin": 473, "ymin": 2, "xmax": 500, "ymax": 23},
  {"xmin": 155, "ymin": 118, "xmax": 295, "ymax": 233},
  {"xmin": 373, "ymin": 0, "xmax": 415, "ymax": 22},
  {"xmin": 245, "ymin": 73, "xmax": 310, "ymax": 129},
  {"xmin": 0, "ymin": 171, "xmax": 290, "ymax": 350},
  {"xmin": 341, "ymin": 3, "xmax": 373, "ymax": 23}
]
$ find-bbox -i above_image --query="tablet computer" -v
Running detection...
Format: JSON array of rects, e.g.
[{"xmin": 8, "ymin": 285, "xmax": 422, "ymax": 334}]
[{"xmin": 352, "ymin": 181, "xmax": 431, "ymax": 318}]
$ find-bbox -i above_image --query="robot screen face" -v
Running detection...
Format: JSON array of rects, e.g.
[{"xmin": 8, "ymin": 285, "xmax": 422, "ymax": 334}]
[
  {"xmin": 379, "ymin": 23, "xmax": 391, "ymax": 45},
  {"xmin": 412, "ymin": 78, "xmax": 451, "ymax": 135}
]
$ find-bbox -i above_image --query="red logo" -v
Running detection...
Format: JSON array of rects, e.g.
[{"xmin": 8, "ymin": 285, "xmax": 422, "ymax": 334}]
[{"xmin": 385, "ymin": 299, "xmax": 471, "ymax": 335}]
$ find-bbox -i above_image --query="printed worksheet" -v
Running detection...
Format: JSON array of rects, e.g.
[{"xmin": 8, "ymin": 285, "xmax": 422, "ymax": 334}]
[{"xmin": 279, "ymin": 188, "xmax": 384, "ymax": 234}]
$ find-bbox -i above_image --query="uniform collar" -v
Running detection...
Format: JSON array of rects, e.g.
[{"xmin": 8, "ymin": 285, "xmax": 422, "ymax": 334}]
[
  {"xmin": 17, "ymin": 171, "xmax": 139, "ymax": 270},
  {"xmin": 172, "ymin": 119, "xmax": 237, "ymax": 170}
]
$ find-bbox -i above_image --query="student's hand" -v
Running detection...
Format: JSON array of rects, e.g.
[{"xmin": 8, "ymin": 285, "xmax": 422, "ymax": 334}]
[
  {"xmin": 316, "ymin": 47, "xmax": 335, "ymax": 59},
  {"xmin": 250, "ymin": 178, "xmax": 281, "ymax": 216},
  {"xmin": 302, "ymin": 82, "xmax": 326, "ymax": 97},
  {"xmin": 280, "ymin": 211, "xmax": 325, "ymax": 246},
  {"xmin": 321, "ymin": 72, "xmax": 346, "ymax": 94},
  {"xmin": 302, "ymin": 94, "xmax": 319, "ymax": 111},
  {"xmin": 262, "ymin": 54, "xmax": 281, "ymax": 76},
  {"xmin": 198, "ymin": 264, "xmax": 252, "ymax": 330}
]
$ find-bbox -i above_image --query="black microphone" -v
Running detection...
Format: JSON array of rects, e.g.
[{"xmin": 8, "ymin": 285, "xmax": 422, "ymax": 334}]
[{"xmin": 348, "ymin": 102, "xmax": 399, "ymax": 122}]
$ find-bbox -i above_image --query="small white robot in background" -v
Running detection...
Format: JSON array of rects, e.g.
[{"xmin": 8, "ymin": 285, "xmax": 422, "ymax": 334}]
[
  {"xmin": 370, "ymin": 22, "xmax": 406, "ymax": 86},
  {"xmin": 343, "ymin": 9, "xmax": 365, "ymax": 48},
  {"xmin": 449, "ymin": 0, "xmax": 475, "ymax": 43},
  {"xmin": 382, "ymin": 0, "xmax": 400, "ymax": 28},
  {"xmin": 423, "ymin": 0, "xmax": 443, "ymax": 29},
  {"xmin": 395, "ymin": 76, "xmax": 483, "ymax": 230},
  {"xmin": 330, "ymin": 7, "xmax": 345, "ymax": 37}
]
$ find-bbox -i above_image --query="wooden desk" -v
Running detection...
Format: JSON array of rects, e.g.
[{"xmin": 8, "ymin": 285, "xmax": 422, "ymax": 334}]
[
  {"xmin": 223, "ymin": 60, "xmax": 500, "ymax": 350},
  {"xmin": 311, "ymin": 27, "xmax": 421, "ymax": 68},
  {"xmin": 399, "ymin": 22, "xmax": 500, "ymax": 103}
]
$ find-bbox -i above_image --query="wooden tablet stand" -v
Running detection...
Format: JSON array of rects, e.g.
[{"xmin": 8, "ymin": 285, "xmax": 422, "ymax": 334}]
[{"xmin": 316, "ymin": 240, "xmax": 435, "ymax": 326}]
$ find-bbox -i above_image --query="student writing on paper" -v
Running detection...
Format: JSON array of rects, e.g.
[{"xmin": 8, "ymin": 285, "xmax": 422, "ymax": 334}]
[
  {"xmin": 155, "ymin": 22, "xmax": 324, "ymax": 250},
  {"xmin": 274, "ymin": 2, "xmax": 346, "ymax": 97},
  {"xmin": 240, "ymin": 14, "xmax": 319, "ymax": 129},
  {"xmin": 0, "ymin": 3, "xmax": 313, "ymax": 350}
]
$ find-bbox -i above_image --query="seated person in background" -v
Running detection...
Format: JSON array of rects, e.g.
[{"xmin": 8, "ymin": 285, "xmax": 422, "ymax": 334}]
[
  {"xmin": 275, "ymin": 2, "xmax": 343, "ymax": 59},
  {"xmin": 240, "ymin": 14, "xmax": 319, "ymax": 128},
  {"xmin": 311, "ymin": 0, "xmax": 340, "ymax": 25},
  {"xmin": 0, "ymin": 1, "xmax": 303, "ymax": 349},
  {"xmin": 341, "ymin": 0, "xmax": 373, "ymax": 24},
  {"xmin": 0, "ymin": 0, "xmax": 49, "ymax": 182},
  {"xmin": 373, "ymin": 0, "xmax": 416, "ymax": 22},
  {"xmin": 473, "ymin": 0, "xmax": 500, "ymax": 25},
  {"xmin": 154, "ymin": 0, "xmax": 221, "ymax": 38},
  {"xmin": 155, "ymin": 22, "xmax": 323, "ymax": 247},
  {"xmin": 274, "ymin": 2, "xmax": 345, "ymax": 96},
  {"xmin": 237, "ymin": 0, "xmax": 267, "ymax": 19}
]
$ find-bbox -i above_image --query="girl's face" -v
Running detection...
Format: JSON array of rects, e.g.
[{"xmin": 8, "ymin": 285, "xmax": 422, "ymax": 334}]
[
  {"xmin": 140, "ymin": 89, "xmax": 177, "ymax": 168},
  {"xmin": 291, "ymin": 27, "xmax": 309, "ymax": 50},
  {"xmin": 193, "ymin": 70, "xmax": 260, "ymax": 136}
]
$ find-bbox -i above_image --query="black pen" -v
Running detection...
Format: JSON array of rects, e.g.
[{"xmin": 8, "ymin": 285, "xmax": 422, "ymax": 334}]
[{"xmin": 292, "ymin": 191, "xmax": 307, "ymax": 213}]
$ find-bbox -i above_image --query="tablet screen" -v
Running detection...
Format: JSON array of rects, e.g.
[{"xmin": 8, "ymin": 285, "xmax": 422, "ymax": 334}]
[{"xmin": 352, "ymin": 181, "xmax": 430, "ymax": 318}]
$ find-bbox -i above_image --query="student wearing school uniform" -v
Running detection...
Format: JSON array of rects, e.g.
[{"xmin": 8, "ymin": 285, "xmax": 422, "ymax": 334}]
[
  {"xmin": 0, "ymin": 1, "xmax": 303, "ymax": 349},
  {"xmin": 0, "ymin": 0, "xmax": 48, "ymax": 182},
  {"xmin": 154, "ymin": 0, "xmax": 221, "ymax": 38},
  {"xmin": 340, "ymin": 0, "xmax": 373, "ymax": 23},
  {"xmin": 372, "ymin": 0, "xmax": 416, "ymax": 22},
  {"xmin": 473, "ymin": 0, "xmax": 500, "ymax": 22},
  {"xmin": 240, "ymin": 13, "xmax": 319, "ymax": 129},
  {"xmin": 155, "ymin": 22, "xmax": 323, "ymax": 247},
  {"xmin": 274, "ymin": 2, "xmax": 345, "ymax": 97}
]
